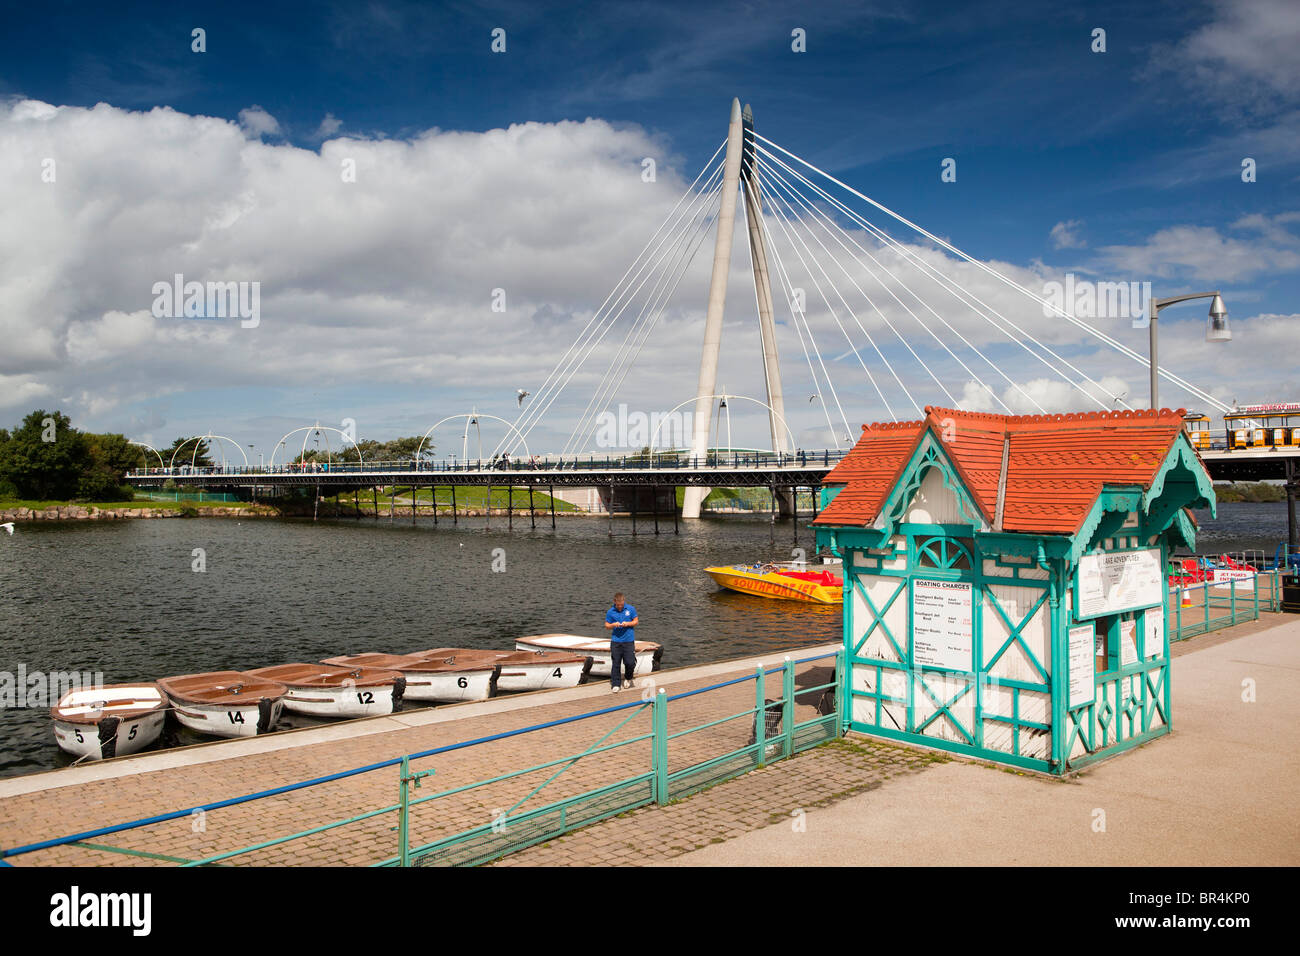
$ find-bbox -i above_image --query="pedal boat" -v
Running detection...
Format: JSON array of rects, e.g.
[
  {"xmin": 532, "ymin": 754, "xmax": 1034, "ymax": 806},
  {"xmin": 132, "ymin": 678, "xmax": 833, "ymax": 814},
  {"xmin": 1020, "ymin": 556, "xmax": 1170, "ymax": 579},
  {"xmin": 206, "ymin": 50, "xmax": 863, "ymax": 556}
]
[
  {"xmin": 246, "ymin": 663, "xmax": 406, "ymax": 718},
  {"xmin": 705, "ymin": 562, "xmax": 843, "ymax": 604},
  {"xmin": 50, "ymin": 683, "xmax": 169, "ymax": 760},
  {"xmin": 320, "ymin": 653, "xmax": 499, "ymax": 703},
  {"xmin": 513, "ymin": 634, "xmax": 663, "ymax": 677},
  {"xmin": 156, "ymin": 671, "xmax": 287, "ymax": 738},
  {"xmin": 412, "ymin": 648, "xmax": 593, "ymax": 692}
]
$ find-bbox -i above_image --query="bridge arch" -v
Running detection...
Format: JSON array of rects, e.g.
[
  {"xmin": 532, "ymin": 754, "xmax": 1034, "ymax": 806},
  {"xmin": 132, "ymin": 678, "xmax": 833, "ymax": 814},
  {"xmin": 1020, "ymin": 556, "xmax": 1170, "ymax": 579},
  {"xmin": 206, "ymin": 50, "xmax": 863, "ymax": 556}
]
[
  {"xmin": 416, "ymin": 413, "xmax": 532, "ymax": 464},
  {"xmin": 648, "ymin": 394, "xmax": 798, "ymax": 457},
  {"xmin": 168, "ymin": 433, "xmax": 249, "ymax": 470},
  {"xmin": 268, "ymin": 424, "xmax": 362, "ymax": 469}
]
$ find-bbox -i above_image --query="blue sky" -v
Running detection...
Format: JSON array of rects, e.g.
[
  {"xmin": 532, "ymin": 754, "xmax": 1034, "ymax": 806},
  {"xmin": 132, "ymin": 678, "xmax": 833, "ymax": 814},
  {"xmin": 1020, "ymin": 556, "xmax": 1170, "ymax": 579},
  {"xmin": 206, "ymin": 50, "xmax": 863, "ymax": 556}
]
[{"xmin": 1, "ymin": 0, "xmax": 1297, "ymax": 456}]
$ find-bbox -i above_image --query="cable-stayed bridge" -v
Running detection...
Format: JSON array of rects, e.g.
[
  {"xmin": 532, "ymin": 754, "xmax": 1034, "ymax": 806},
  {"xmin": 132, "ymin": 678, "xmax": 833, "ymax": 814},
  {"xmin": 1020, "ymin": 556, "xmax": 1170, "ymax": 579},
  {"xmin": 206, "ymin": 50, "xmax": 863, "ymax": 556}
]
[{"xmin": 129, "ymin": 99, "xmax": 1289, "ymax": 527}]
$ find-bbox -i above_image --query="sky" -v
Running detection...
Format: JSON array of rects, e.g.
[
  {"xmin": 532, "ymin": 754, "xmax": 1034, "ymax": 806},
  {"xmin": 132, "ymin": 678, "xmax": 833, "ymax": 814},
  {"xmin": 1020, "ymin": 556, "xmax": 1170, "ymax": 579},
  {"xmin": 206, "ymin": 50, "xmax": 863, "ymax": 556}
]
[{"xmin": 1, "ymin": 0, "xmax": 1297, "ymax": 460}]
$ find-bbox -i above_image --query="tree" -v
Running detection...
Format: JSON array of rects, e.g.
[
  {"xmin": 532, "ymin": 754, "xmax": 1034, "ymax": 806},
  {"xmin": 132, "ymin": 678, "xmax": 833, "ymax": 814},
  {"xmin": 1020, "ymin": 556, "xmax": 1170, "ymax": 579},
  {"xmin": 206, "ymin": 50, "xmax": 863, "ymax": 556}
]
[
  {"xmin": 78, "ymin": 433, "xmax": 145, "ymax": 500},
  {"xmin": 0, "ymin": 410, "xmax": 89, "ymax": 499}
]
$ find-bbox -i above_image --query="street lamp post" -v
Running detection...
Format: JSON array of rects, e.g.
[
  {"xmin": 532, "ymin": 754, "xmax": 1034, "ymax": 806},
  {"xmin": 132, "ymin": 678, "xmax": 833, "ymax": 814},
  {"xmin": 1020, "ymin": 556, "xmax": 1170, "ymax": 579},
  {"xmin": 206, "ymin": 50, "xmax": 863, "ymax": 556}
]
[{"xmin": 1148, "ymin": 291, "xmax": 1230, "ymax": 408}]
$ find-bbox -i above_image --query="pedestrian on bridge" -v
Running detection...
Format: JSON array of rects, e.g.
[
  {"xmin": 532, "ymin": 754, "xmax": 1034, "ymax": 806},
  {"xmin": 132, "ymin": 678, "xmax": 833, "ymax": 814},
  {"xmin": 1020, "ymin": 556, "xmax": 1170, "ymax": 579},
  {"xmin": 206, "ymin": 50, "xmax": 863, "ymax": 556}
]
[{"xmin": 604, "ymin": 592, "xmax": 640, "ymax": 692}]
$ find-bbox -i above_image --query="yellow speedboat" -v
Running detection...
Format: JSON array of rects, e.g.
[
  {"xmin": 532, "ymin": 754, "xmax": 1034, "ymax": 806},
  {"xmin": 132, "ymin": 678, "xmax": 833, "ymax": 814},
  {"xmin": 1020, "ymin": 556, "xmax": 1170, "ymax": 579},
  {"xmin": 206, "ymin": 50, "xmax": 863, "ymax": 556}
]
[{"xmin": 705, "ymin": 562, "xmax": 843, "ymax": 604}]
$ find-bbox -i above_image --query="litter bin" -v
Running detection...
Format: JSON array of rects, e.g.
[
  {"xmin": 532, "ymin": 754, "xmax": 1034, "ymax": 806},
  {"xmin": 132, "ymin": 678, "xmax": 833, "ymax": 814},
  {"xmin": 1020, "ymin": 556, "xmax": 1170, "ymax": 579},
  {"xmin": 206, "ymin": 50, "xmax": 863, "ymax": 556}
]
[{"xmin": 1282, "ymin": 574, "xmax": 1300, "ymax": 614}]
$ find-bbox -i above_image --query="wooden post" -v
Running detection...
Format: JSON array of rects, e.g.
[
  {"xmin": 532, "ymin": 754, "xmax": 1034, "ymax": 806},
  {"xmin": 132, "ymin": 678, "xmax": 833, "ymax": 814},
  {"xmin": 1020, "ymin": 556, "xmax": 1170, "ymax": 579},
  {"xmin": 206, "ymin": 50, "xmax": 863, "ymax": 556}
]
[
  {"xmin": 672, "ymin": 486, "xmax": 679, "ymax": 534},
  {"xmin": 508, "ymin": 484, "xmax": 514, "ymax": 530},
  {"xmin": 549, "ymin": 484, "xmax": 556, "ymax": 530},
  {"xmin": 652, "ymin": 484, "xmax": 660, "ymax": 535},
  {"xmin": 372, "ymin": 486, "xmax": 378, "ymax": 519},
  {"xmin": 528, "ymin": 483, "xmax": 536, "ymax": 529},
  {"xmin": 485, "ymin": 485, "xmax": 491, "ymax": 528},
  {"xmin": 608, "ymin": 482, "xmax": 614, "ymax": 537},
  {"xmin": 433, "ymin": 485, "xmax": 438, "ymax": 525},
  {"xmin": 313, "ymin": 483, "xmax": 319, "ymax": 522},
  {"xmin": 451, "ymin": 484, "xmax": 457, "ymax": 524}
]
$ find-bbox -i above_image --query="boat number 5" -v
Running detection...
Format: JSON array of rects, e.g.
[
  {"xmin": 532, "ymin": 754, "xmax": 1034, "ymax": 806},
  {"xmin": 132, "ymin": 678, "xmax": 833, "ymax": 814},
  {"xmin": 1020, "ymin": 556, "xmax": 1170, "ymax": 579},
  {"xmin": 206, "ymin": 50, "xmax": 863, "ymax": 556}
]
[
  {"xmin": 356, "ymin": 691, "xmax": 374, "ymax": 704},
  {"xmin": 227, "ymin": 711, "xmax": 245, "ymax": 724}
]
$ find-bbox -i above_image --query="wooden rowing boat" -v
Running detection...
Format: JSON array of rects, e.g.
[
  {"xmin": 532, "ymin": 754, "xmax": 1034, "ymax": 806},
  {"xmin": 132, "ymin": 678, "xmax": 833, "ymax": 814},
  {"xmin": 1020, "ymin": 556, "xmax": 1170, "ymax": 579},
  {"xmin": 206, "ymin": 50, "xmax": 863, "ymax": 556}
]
[
  {"xmin": 246, "ymin": 663, "xmax": 406, "ymax": 718},
  {"xmin": 411, "ymin": 648, "xmax": 592, "ymax": 692},
  {"xmin": 512, "ymin": 634, "xmax": 662, "ymax": 677},
  {"xmin": 320, "ymin": 653, "xmax": 499, "ymax": 702},
  {"xmin": 157, "ymin": 671, "xmax": 287, "ymax": 738},
  {"xmin": 50, "ymin": 683, "xmax": 168, "ymax": 760}
]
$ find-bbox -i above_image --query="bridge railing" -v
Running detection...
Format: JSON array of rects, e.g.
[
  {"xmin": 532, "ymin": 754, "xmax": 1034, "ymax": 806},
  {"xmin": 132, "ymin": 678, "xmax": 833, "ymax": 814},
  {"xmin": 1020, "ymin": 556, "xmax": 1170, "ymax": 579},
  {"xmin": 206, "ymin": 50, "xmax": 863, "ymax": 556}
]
[{"xmin": 125, "ymin": 450, "xmax": 847, "ymax": 479}]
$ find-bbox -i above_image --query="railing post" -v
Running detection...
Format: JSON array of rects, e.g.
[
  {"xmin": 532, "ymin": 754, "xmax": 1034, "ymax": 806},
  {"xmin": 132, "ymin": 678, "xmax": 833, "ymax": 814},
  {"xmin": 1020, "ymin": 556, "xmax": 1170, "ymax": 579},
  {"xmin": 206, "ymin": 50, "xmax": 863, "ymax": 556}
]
[
  {"xmin": 837, "ymin": 645, "xmax": 849, "ymax": 736},
  {"xmin": 1230, "ymin": 573, "xmax": 1237, "ymax": 624},
  {"xmin": 755, "ymin": 664, "xmax": 766, "ymax": 765},
  {"xmin": 653, "ymin": 689, "xmax": 668, "ymax": 806},
  {"xmin": 1203, "ymin": 582, "xmax": 1210, "ymax": 633},
  {"xmin": 398, "ymin": 756, "xmax": 411, "ymax": 868},
  {"xmin": 782, "ymin": 656, "xmax": 795, "ymax": 758},
  {"xmin": 1253, "ymin": 572, "xmax": 1260, "ymax": 619}
]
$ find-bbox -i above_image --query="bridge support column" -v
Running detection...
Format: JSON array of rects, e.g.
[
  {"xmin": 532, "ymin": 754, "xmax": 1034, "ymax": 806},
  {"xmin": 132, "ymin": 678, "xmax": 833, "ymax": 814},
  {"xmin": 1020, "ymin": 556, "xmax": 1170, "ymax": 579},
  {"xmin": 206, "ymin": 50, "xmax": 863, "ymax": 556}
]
[{"xmin": 684, "ymin": 98, "xmax": 746, "ymax": 519}]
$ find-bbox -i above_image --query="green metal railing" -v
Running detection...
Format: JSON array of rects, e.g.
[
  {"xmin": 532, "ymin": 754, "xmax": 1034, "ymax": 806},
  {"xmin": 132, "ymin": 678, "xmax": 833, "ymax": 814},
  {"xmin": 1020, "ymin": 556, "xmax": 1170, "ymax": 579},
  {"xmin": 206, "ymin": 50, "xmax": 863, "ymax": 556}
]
[
  {"xmin": 1169, "ymin": 569, "xmax": 1280, "ymax": 641},
  {"xmin": 1, "ymin": 650, "xmax": 842, "ymax": 868},
  {"xmin": 386, "ymin": 651, "xmax": 842, "ymax": 866}
]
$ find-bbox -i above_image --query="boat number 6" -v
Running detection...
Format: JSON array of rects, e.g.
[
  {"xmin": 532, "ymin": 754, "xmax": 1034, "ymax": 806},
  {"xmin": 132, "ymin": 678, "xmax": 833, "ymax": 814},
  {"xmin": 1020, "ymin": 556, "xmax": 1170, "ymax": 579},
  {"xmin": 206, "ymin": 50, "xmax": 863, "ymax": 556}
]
[{"xmin": 457, "ymin": 677, "xmax": 468, "ymax": 688}]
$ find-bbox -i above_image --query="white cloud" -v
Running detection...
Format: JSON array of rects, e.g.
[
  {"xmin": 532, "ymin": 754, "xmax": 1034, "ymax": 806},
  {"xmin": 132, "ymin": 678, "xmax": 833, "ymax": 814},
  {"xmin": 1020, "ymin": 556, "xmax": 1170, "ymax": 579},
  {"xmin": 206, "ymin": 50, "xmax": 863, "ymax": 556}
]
[
  {"xmin": 1095, "ymin": 216, "xmax": 1300, "ymax": 282},
  {"xmin": 313, "ymin": 113, "xmax": 342, "ymax": 140},
  {"xmin": 1049, "ymin": 220, "xmax": 1084, "ymax": 249},
  {"xmin": 0, "ymin": 97, "xmax": 1292, "ymax": 453},
  {"xmin": 237, "ymin": 105, "xmax": 282, "ymax": 138}
]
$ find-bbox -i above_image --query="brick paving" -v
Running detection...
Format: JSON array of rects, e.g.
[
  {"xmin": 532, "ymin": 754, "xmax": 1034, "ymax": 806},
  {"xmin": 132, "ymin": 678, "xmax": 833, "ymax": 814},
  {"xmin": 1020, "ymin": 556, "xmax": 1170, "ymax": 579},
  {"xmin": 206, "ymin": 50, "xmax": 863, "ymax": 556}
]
[
  {"xmin": 0, "ymin": 647, "xmax": 844, "ymax": 867},
  {"xmin": 494, "ymin": 736, "xmax": 945, "ymax": 866}
]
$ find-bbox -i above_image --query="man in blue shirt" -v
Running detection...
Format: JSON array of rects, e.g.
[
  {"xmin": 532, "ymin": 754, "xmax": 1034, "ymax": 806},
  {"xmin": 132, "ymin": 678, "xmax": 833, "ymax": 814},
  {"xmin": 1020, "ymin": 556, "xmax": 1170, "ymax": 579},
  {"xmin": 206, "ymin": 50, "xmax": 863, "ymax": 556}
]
[{"xmin": 604, "ymin": 592, "xmax": 640, "ymax": 692}]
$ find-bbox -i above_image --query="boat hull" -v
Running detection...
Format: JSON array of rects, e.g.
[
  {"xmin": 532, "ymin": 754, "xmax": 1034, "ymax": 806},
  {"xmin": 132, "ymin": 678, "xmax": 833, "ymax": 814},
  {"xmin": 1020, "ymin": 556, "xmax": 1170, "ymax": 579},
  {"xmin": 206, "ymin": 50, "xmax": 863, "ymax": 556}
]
[
  {"xmin": 281, "ymin": 682, "xmax": 403, "ymax": 718},
  {"xmin": 496, "ymin": 657, "xmax": 592, "ymax": 692},
  {"xmin": 52, "ymin": 709, "xmax": 166, "ymax": 761},
  {"xmin": 513, "ymin": 636, "xmax": 661, "ymax": 677},
  {"xmin": 319, "ymin": 654, "xmax": 500, "ymax": 703},
  {"xmin": 170, "ymin": 698, "xmax": 284, "ymax": 738}
]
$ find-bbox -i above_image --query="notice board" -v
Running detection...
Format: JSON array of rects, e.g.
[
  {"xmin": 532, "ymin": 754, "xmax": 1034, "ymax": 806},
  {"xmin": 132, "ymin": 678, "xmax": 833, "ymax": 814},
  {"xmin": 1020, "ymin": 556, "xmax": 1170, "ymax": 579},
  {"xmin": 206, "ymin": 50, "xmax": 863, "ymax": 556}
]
[{"xmin": 911, "ymin": 579, "xmax": 973, "ymax": 671}]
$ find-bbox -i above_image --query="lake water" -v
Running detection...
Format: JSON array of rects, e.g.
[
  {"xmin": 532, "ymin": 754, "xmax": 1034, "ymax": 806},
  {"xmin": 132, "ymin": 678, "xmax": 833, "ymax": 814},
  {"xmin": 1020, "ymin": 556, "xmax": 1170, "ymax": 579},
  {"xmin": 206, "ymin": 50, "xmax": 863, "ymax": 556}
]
[{"xmin": 0, "ymin": 501, "xmax": 1288, "ymax": 778}]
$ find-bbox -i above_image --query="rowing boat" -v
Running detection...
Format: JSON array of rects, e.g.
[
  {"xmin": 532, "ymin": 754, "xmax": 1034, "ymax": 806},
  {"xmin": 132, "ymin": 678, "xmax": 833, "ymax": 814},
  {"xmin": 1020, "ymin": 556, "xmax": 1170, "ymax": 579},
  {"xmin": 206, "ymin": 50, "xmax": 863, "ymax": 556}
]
[
  {"xmin": 246, "ymin": 663, "xmax": 406, "ymax": 718},
  {"xmin": 157, "ymin": 672, "xmax": 287, "ymax": 738},
  {"xmin": 411, "ymin": 648, "xmax": 592, "ymax": 692},
  {"xmin": 50, "ymin": 683, "xmax": 168, "ymax": 760},
  {"xmin": 512, "ymin": 634, "xmax": 662, "ymax": 677},
  {"xmin": 320, "ymin": 653, "xmax": 499, "ymax": 702}
]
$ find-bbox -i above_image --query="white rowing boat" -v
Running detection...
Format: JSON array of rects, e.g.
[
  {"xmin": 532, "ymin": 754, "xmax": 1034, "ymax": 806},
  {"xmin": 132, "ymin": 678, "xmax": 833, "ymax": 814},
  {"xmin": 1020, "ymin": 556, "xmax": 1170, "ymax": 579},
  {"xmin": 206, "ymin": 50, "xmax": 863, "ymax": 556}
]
[
  {"xmin": 246, "ymin": 663, "xmax": 406, "ymax": 718},
  {"xmin": 157, "ymin": 671, "xmax": 287, "ymax": 738},
  {"xmin": 50, "ymin": 684, "xmax": 169, "ymax": 760},
  {"xmin": 411, "ymin": 648, "xmax": 592, "ymax": 692},
  {"xmin": 320, "ymin": 653, "xmax": 499, "ymax": 703},
  {"xmin": 513, "ymin": 634, "xmax": 662, "ymax": 678}
]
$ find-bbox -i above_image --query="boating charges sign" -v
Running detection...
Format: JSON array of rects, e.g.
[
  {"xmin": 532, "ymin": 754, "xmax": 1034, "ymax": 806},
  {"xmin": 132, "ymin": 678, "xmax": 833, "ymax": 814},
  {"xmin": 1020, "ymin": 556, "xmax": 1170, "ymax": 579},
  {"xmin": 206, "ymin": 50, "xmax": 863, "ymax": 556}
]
[
  {"xmin": 1076, "ymin": 548, "xmax": 1163, "ymax": 619},
  {"xmin": 911, "ymin": 579, "xmax": 973, "ymax": 671}
]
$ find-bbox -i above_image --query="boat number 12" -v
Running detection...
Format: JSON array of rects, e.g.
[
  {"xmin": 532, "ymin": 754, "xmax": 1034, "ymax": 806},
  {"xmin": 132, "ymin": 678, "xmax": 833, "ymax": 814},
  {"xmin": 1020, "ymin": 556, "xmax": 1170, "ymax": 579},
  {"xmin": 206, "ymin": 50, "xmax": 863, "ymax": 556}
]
[{"xmin": 356, "ymin": 691, "xmax": 374, "ymax": 704}]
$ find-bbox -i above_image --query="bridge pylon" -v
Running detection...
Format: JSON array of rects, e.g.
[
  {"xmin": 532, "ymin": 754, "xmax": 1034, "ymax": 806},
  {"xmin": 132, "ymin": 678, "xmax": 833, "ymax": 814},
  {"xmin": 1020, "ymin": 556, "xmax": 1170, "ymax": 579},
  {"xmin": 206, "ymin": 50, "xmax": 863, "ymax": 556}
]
[{"xmin": 683, "ymin": 99, "xmax": 791, "ymax": 519}]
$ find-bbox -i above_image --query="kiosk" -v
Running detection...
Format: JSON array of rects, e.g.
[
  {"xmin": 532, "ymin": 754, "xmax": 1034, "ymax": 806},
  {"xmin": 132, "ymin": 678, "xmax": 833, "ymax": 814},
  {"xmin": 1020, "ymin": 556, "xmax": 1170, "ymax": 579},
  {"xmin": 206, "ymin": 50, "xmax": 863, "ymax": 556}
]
[{"xmin": 813, "ymin": 406, "xmax": 1215, "ymax": 774}]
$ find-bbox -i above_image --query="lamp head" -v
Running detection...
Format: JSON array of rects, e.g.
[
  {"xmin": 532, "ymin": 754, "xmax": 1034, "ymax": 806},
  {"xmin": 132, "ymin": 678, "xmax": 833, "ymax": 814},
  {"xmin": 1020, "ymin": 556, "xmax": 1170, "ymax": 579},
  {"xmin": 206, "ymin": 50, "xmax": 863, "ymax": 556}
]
[{"xmin": 1206, "ymin": 293, "xmax": 1230, "ymax": 342}]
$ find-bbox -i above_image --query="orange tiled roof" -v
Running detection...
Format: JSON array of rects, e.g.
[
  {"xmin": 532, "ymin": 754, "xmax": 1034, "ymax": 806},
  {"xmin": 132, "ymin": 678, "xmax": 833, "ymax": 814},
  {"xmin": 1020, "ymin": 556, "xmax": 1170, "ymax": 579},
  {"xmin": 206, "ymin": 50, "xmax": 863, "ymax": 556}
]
[{"xmin": 813, "ymin": 406, "xmax": 1192, "ymax": 536}]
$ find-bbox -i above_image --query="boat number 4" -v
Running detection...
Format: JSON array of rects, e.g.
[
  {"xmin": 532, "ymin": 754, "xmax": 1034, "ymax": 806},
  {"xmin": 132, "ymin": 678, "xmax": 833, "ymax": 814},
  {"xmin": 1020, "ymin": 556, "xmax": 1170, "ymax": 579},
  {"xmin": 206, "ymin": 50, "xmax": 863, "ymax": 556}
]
[
  {"xmin": 552, "ymin": 668, "xmax": 563, "ymax": 678},
  {"xmin": 356, "ymin": 692, "xmax": 374, "ymax": 704}
]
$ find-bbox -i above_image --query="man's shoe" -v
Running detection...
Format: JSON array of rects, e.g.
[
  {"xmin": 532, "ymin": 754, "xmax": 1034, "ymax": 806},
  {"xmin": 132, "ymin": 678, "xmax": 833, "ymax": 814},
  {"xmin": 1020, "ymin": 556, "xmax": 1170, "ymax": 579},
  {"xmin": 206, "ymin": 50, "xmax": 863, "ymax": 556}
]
[
  {"xmin": 625, "ymin": 678, "xmax": 636, "ymax": 689},
  {"xmin": 611, "ymin": 685, "xmax": 622, "ymax": 693}
]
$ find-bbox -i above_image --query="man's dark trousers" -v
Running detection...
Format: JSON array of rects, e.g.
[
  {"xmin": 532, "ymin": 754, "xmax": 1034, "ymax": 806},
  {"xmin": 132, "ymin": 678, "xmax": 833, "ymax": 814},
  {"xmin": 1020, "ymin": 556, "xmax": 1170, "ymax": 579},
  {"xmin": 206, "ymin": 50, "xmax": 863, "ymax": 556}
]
[{"xmin": 611, "ymin": 640, "xmax": 637, "ymax": 687}]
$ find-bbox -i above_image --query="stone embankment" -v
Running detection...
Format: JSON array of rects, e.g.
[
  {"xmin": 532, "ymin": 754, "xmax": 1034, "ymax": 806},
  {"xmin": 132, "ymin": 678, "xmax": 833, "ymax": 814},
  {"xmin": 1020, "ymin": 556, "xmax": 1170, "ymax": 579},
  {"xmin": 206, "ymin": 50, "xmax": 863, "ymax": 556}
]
[{"xmin": 0, "ymin": 505, "xmax": 275, "ymax": 521}]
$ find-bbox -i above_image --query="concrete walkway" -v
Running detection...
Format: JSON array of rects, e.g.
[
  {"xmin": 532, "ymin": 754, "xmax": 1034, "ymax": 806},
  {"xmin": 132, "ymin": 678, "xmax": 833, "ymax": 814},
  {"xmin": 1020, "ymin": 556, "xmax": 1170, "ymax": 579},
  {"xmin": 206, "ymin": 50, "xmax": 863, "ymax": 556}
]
[{"xmin": 666, "ymin": 615, "xmax": 1300, "ymax": 866}]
